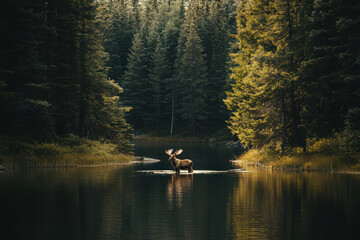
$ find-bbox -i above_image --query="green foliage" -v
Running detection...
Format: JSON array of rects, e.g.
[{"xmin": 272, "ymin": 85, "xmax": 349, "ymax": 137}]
[
  {"xmin": 342, "ymin": 107, "xmax": 360, "ymax": 154},
  {"xmin": 238, "ymin": 148, "xmax": 359, "ymax": 171},
  {"xmin": 149, "ymin": 37, "xmax": 171, "ymax": 125},
  {"xmin": 3, "ymin": 0, "xmax": 358, "ymax": 159},
  {"xmin": 0, "ymin": 0, "xmax": 133, "ymax": 153},
  {"xmin": 225, "ymin": 0, "xmax": 296, "ymax": 149},
  {"xmin": 0, "ymin": 0, "xmax": 54, "ymax": 138},
  {"xmin": 123, "ymin": 32, "xmax": 151, "ymax": 128},
  {"xmin": 0, "ymin": 135, "xmax": 132, "ymax": 168},
  {"xmin": 102, "ymin": 0, "xmax": 235, "ymax": 134},
  {"xmin": 178, "ymin": 19, "xmax": 208, "ymax": 134},
  {"xmin": 0, "ymin": 135, "xmax": 118, "ymax": 156},
  {"xmin": 97, "ymin": 0, "xmax": 135, "ymax": 83},
  {"xmin": 345, "ymin": 107, "xmax": 360, "ymax": 131},
  {"xmin": 305, "ymin": 131, "xmax": 359, "ymax": 156},
  {"xmin": 307, "ymin": 137, "xmax": 343, "ymax": 154},
  {"xmin": 300, "ymin": 0, "xmax": 360, "ymax": 138},
  {"xmin": 206, "ymin": 0, "xmax": 231, "ymax": 129},
  {"xmin": 226, "ymin": 0, "xmax": 360, "ymax": 153}
]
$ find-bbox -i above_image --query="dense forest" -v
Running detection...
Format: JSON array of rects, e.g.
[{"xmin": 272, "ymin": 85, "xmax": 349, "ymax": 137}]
[
  {"xmin": 0, "ymin": 0, "xmax": 236, "ymax": 152},
  {"xmin": 225, "ymin": 0, "xmax": 360, "ymax": 153},
  {"xmin": 0, "ymin": 0, "xmax": 359, "ymax": 155},
  {"xmin": 98, "ymin": 0, "xmax": 236, "ymax": 134},
  {"xmin": 0, "ymin": 0, "xmax": 133, "ymax": 152}
]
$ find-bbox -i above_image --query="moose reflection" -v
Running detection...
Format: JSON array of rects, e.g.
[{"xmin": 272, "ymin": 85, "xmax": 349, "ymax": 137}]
[{"xmin": 167, "ymin": 173, "xmax": 193, "ymax": 208}]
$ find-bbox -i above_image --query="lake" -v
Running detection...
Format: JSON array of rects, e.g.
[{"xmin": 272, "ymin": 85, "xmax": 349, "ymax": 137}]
[{"xmin": 1, "ymin": 141, "xmax": 359, "ymax": 239}]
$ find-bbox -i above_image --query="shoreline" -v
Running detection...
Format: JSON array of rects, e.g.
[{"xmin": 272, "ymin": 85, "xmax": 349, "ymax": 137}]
[
  {"xmin": 232, "ymin": 149, "xmax": 360, "ymax": 174},
  {"xmin": 134, "ymin": 135, "xmax": 207, "ymax": 143},
  {"xmin": 231, "ymin": 160, "xmax": 360, "ymax": 174},
  {"xmin": 133, "ymin": 128, "xmax": 234, "ymax": 143},
  {"xmin": 0, "ymin": 162, "xmax": 132, "ymax": 170},
  {"xmin": 134, "ymin": 135, "xmax": 241, "ymax": 147},
  {"xmin": 0, "ymin": 155, "xmax": 163, "ymax": 170},
  {"xmin": 0, "ymin": 135, "xmax": 134, "ymax": 170},
  {"xmin": 0, "ymin": 153, "xmax": 134, "ymax": 170}
]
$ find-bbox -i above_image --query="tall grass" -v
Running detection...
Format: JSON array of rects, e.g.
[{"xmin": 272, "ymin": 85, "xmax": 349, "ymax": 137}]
[
  {"xmin": 236, "ymin": 136, "xmax": 360, "ymax": 172},
  {"xmin": 0, "ymin": 135, "xmax": 133, "ymax": 168}
]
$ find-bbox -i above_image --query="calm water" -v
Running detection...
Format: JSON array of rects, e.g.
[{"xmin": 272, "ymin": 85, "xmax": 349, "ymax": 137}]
[{"xmin": 1, "ymin": 142, "xmax": 360, "ymax": 240}]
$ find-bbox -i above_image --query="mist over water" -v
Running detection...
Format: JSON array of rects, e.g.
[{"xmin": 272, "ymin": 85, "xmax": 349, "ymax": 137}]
[{"xmin": 0, "ymin": 142, "xmax": 359, "ymax": 239}]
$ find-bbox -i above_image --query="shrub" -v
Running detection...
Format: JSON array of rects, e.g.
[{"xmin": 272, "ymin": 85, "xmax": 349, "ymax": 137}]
[
  {"xmin": 307, "ymin": 136, "xmax": 343, "ymax": 154},
  {"xmin": 342, "ymin": 107, "xmax": 360, "ymax": 154},
  {"xmin": 0, "ymin": 135, "xmax": 128, "ymax": 157}
]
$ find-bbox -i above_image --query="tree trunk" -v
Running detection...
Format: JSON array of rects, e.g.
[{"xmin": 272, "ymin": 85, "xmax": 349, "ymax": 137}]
[
  {"xmin": 78, "ymin": 0, "xmax": 86, "ymax": 138},
  {"xmin": 79, "ymin": 103, "xmax": 86, "ymax": 138},
  {"xmin": 290, "ymin": 82, "xmax": 299, "ymax": 145},
  {"xmin": 281, "ymin": 90, "xmax": 286, "ymax": 154},
  {"xmin": 170, "ymin": 83, "xmax": 174, "ymax": 136}
]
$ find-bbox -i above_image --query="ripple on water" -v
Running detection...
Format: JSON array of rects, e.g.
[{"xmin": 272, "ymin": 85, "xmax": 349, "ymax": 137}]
[
  {"xmin": 132, "ymin": 157, "xmax": 162, "ymax": 164},
  {"xmin": 136, "ymin": 169, "xmax": 250, "ymax": 175}
]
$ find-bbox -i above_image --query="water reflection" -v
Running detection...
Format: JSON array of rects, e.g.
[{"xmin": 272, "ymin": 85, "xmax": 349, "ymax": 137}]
[
  {"xmin": 226, "ymin": 169, "xmax": 360, "ymax": 239},
  {"xmin": 0, "ymin": 166, "xmax": 135, "ymax": 240},
  {"xmin": 167, "ymin": 174, "xmax": 193, "ymax": 208},
  {"xmin": 1, "ymin": 148, "xmax": 360, "ymax": 239}
]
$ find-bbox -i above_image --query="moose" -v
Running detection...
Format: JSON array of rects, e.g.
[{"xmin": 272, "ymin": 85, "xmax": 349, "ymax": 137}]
[{"xmin": 165, "ymin": 149, "xmax": 193, "ymax": 173}]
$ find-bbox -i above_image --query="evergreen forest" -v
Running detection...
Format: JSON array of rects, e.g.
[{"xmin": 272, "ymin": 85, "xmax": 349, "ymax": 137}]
[{"xmin": 0, "ymin": 0, "xmax": 359, "ymax": 158}]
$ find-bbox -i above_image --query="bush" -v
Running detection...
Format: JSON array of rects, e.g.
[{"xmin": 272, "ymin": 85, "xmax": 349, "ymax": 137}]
[
  {"xmin": 343, "ymin": 107, "xmax": 360, "ymax": 154},
  {"xmin": 0, "ymin": 135, "xmax": 133, "ymax": 168},
  {"xmin": 307, "ymin": 137, "xmax": 343, "ymax": 154},
  {"xmin": 0, "ymin": 135, "xmax": 127, "ymax": 157}
]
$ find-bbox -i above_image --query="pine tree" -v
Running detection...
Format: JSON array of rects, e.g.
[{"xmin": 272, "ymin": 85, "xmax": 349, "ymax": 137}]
[
  {"xmin": 149, "ymin": 37, "xmax": 171, "ymax": 126},
  {"xmin": 0, "ymin": 0, "xmax": 133, "ymax": 151},
  {"xmin": 97, "ymin": 0, "xmax": 135, "ymax": 84},
  {"xmin": 146, "ymin": 1, "xmax": 171, "ymax": 55},
  {"xmin": 225, "ymin": 0, "xmax": 306, "ymax": 151},
  {"xmin": 75, "ymin": 0, "xmax": 133, "ymax": 149},
  {"xmin": 300, "ymin": 0, "xmax": 360, "ymax": 139},
  {"xmin": 178, "ymin": 20, "xmax": 208, "ymax": 134},
  {"xmin": 163, "ymin": 0, "xmax": 185, "ymax": 134},
  {"xmin": 0, "ymin": 0, "xmax": 53, "ymax": 138},
  {"xmin": 163, "ymin": 0, "xmax": 185, "ymax": 74},
  {"xmin": 123, "ymin": 32, "xmax": 151, "ymax": 128},
  {"xmin": 206, "ymin": 0, "xmax": 231, "ymax": 129},
  {"xmin": 48, "ymin": 0, "xmax": 81, "ymax": 136}
]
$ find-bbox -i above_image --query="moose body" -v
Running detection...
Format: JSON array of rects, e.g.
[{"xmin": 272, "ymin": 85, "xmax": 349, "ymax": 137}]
[{"xmin": 165, "ymin": 149, "xmax": 193, "ymax": 173}]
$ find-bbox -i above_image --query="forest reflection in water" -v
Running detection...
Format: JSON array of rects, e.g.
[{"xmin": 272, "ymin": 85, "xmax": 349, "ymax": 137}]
[
  {"xmin": 1, "ymin": 163, "xmax": 360, "ymax": 239},
  {"xmin": 226, "ymin": 169, "xmax": 360, "ymax": 239}
]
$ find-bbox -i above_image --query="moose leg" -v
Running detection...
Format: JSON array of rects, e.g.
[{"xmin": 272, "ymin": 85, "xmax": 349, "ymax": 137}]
[{"xmin": 188, "ymin": 163, "xmax": 193, "ymax": 173}]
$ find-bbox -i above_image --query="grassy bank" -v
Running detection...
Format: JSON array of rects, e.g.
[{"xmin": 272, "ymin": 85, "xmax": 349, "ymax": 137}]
[
  {"xmin": 0, "ymin": 135, "xmax": 133, "ymax": 169},
  {"xmin": 235, "ymin": 149, "xmax": 359, "ymax": 172},
  {"xmin": 233, "ymin": 137, "xmax": 360, "ymax": 172}
]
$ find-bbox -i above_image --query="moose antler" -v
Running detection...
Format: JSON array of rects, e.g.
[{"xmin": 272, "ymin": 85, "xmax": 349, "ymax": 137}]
[
  {"xmin": 175, "ymin": 149, "xmax": 183, "ymax": 155},
  {"xmin": 165, "ymin": 149, "xmax": 174, "ymax": 156}
]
